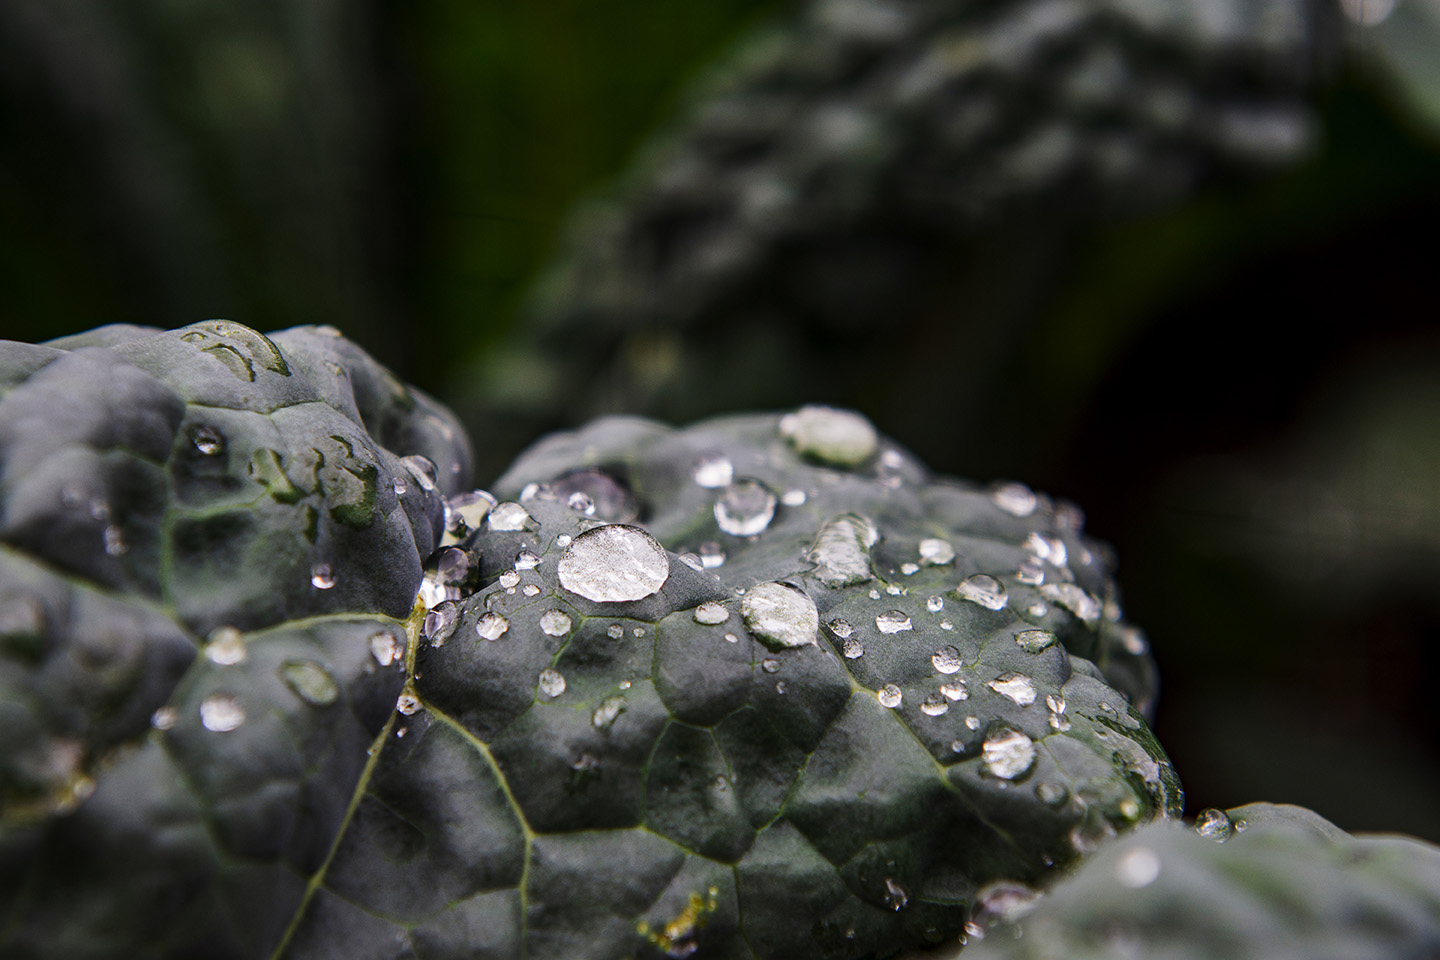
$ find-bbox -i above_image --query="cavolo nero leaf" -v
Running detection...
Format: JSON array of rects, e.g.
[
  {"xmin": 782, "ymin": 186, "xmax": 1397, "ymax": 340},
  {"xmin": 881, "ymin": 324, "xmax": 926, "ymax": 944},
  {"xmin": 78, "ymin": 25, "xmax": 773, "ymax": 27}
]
[{"xmin": 1, "ymin": 323, "xmax": 1177, "ymax": 959}]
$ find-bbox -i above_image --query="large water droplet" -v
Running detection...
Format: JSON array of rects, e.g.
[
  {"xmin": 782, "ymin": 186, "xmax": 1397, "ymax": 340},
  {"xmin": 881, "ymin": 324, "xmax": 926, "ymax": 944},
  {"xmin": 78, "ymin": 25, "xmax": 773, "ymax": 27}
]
[
  {"xmin": 443, "ymin": 490, "xmax": 496, "ymax": 542},
  {"xmin": 957, "ymin": 574, "xmax": 1007, "ymax": 610},
  {"xmin": 808, "ymin": 514, "xmax": 877, "ymax": 586},
  {"xmin": 539, "ymin": 610, "xmax": 573, "ymax": 637},
  {"xmin": 558, "ymin": 524, "xmax": 670, "ymax": 602},
  {"xmin": 842, "ymin": 636, "xmax": 864, "ymax": 658},
  {"xmin": 200, "ymin": 694, "xmax": 245, "ymax": 732},
  {"xmin": 919, "ymin": 538, "xmax": 955, "ymax": 565},
  {"xmin": 694, "ymin": 602, "xmax": 729, "ymax": 625},
  {"xmin": 715, "ymin": 479, "xmax": 778, "ymax": 536},
  {"xmin": 931, "ymin": 646, "xmax": 962, "ymax": 673},
  {"xmin": 310, "ymin": 564, "xmax": 336, "ymax": 590},
  {"xmin": 400, "ymin": 455, "xmax": 439, "ymax": 493},
  {"xmin": 488, "ymin": 502, "xmax": 534, "ymax": 532},
  {"xmin": 693, "ymin": 456, "xmax": 734, "ymax": 488},
  {"xmin": 538, "ymin": 668, "xmax": 566, "ymax": 698},
  {"xmin": 876, "ymin": 610, "xmax": 912, "ymax": 634},
  {"xmin": 205, "ymin": 626, "xmax": 246, "ymax": 665},
  {"xmin": 1014, "ymin": 629, "xmax": 1057, "ymax": 654},
  {"xmin": 192, "ymin": 425, "xmax": 224, "ymax": 456},
  {"xmin": 424, "ymin": 603, "xmax": 459, "ymax": 645},
  {"xmin": 987, "ymin": 673, "xmax": 1037, "ymax": 706},
  {"xmin": 983, "ymin": 728, "xmax": 1036, "ymax": 779},
  {"xmin": 436, "ymin": 547, "xmax": 470, "ymax": 584},
  {"xmin": 1195, "ymin": 808, "xmax": 1234, "ymax": 842},
  {"xmin": 372, "ymin": 631, "xmax": 406, "ymax": 665},
  {"xmin": 827, "ymin": 617, "xmax": 854, "ymax": 638},
  {"xmin": 476, "ymin": 612, "xmax": 510, "ymax": 641},
  {"xmin": 877, "ymin": 684, "xmax": 903, "ymax": 708},
  {"xmin": 991, "ymin": 482, "xmax": 1037, "ymax": 517},
  {"xmin": 742, "ymin": 582, "xmax": 819, "ymax": 650},
  {"xmin": 779, "ymin": 405, "xmax": 878, "ymax": 466},
  {"xmin": 281, "ymin": 660, "xmax": 340, "ymax": 706}
]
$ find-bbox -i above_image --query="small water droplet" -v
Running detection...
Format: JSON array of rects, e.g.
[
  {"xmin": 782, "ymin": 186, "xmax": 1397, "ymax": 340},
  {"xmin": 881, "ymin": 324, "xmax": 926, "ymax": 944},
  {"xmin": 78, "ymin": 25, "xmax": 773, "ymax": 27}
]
[
  {"xmin": 515, "ymin": 550, "xmax": 541, "ymax": 571},
  {"xmin": 1015, "ymin": 629, "xmax": 1057, "ymax": 654},
  {"xmin": 592, "ymin": 696, "xmax": 627, "ymax": 729},
  {"xmin": 488, "ymin": 502, "xmax": 534, "ymax": 532},
  {"xmin": 941, "ymin": 680, "xmax": 969, "ymax": 701},
  {"xmin": 1041, "ymin": 583, "xmax": 1100, "ymax": 625},
  {"xmin": 926, "ymin": 595, "xmax": 944, "ymax": 613},
  {"xmin": 781, "ymin": 488, "xmax": 807, "ymax": 506},
  {"xmin": 418, "ymin": 574, "xmax": 451, "ymax": 608},
  {"xmin": 372, "ymin": 630, "xmax": 406, "ymax": 665},
  {"xmin": 1028, "ymin": 602, "xmax": 1049, "ymax": 618},
  {"xmin": 876, "ymin": 611, "xmax": 912, "ymax": 634},
  {"xmin": 632, "ymin": 627, "xmax": 646, "ymax": 637},
  {"xmin": 280, "ymin": 660, "xmax": 340, "ymax": 706},
  {"xmin": 150, "ymin": 706, "xmax": 177, "ymax": 730},
  {"xmin": 761, "ymin": 658, "xmax": 781, "ymax": 673},
  {"xmin": 957, "ymin": 574, "xmax": 1007, "ymax": 611},
  {"xmin": 900, "ymin": 562, "xmax": 919, "ymax": 576},
  {"xmin": 1120, "ymin": 627, "xmax": 1148, "ymax": 655},
  {"xmin": 775, "ymin": 680, "xmax": 787, "ymax": 694},
  {"xmin": 396, "ymin": 692, "xmax": 422, "ymax": 716},
  {"xmin": 400, "ymin": 455, "xmax": 439, "ymax": 493},
  {"xmin": 1048, "ymin": 712, "xmax": 1072, "ymax": 731},
  {"xmin": 476, "ymin": 612, "xmax": 509, "ymax": 641},
  {"xmin": 555, "ymin": 533, "xmax": 573, "ymax": 547},
  {"xmin": 982, "ymin": 728, "xmax": 1036, "ymax": 779},
  {"xmin": 679, "ymin": 553, "xmax": 704, "ymax": 572},
  {"xmin": 192, "ymin": 425, "xmax": 224, "ymax": 456},
  {"xmin": 694, "ymin": 602, "xmax": 729, "ymax": 625},
  {"xmin": 522, "ymin": 583, "xmax": 541, "ymax": 597},
  {"xmin": 919, "ymin": 539, "xmax": 955, "ymax": 565},
  {"xmin": 715, "ymin": 479, "xmax": 778, "ymax": 536},
  {"xmin": 693, "ymin": 456, "xmax": 734, "ymax": 488},
  {"xmin": 920, "ymin": 692, "xmax": 949, "ymax": 716},
  {"xmin": 205, "ymin": 626, "xmax": 246, "ymax": 665},
  {"xmin": 310, "ymin": 564, "xmax": 336, "ymax": 590},
  {"xmin": 698, "ymin": 541, "xmax": 726, "ymax": 568},
  {"xmin": 827, "ymin": 618, "xmax": 854, "ymax": 638},
  {"xmin": 991, "ymin": 482, "xmax": 1037, "ymax": 517},
  {"xmin": 435, "ymin": 547, "xmax": 470, "ymax": 585},
  {"xmin": 779, "ymin": 405, "xmax": 878, "ymax": 466},
  {"xmin": 842, "ymin": 636, "xmax": 864, "ymax": 658},
  {"xmin": 538, "ymin": 668, "xmax": 566, "ymax": 698},
  {"xmin": 540, "ymin": 610, "xmax": 572, "ymax": 637},
  {"xmin": 932, "ymin": 646, "xmax": 962, "ymax": 673},
  {"xmin": 886, "ymin": 584, "xmax": 903, "ymax": 596},
  {"xmin": 607, "ymin": 624, "xmax": 625, "ymax": 640},
  {"xmin": 551, "ymin": 470, "xmax": 637, "ymax": 522},
  {"xmin": 724, "ymin": 633, "xmax": 738, "ymax": 643},
  {"xmin": 741, "ymin": 582, "xmax": 819, "ymax": 650},
  {"xmin": 965, "ymin": 715, "xmax": 981, "ymax": 730},
  {"xmin": 566, "ymin": 491, "xmax": 596, "ymax": 516},
  {"xmin": 393, "ymin": 477, "xmax": 407, "ymax": 496},
  {"xmin": 1115, "ymin": 846, "xmax": 1161, "ymax": 888},
  {"xmin": 883, "ymin": 878, "xmax": 909, "ymax": 911},
  {"xmin": 988, "ymin": 673, "xmax": 1037, "ymax": 706},
  {"xmin": 558, "ymin": 525, "xmax": 670, "ymax": 602},
  {"xmin": 1036, "ymin": 782, "xmax": 1068, "ymax": 806},
  {"xmin": 498, "ymin": 570, "xmax": 521, "ymax": 590},
  {"xmin": 1195, "ymin": 808, "xmax": 1234, "ymax": 842},
  {"xmin": 200, "ymin": 694, "xmax": 245, "ymax": 732},
  {"xmin": 877, "ymin": 684, "xmax": 903, "ymax": 708},
  {"xmin": 103, "ymin": 525, "xmax": 127, "ymax": 556},
  {"xmin": 1016, "ymin": 556, "xmax": 1045, "ymax": 586},
  {"xmin": 940, "ymin": 619, "xmax": 954, "ymax": 630}
]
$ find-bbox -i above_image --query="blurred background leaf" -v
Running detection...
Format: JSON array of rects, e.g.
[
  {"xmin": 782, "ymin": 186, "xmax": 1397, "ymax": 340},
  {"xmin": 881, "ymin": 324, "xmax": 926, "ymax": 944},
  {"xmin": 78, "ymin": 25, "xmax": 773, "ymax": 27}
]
[{"xmin": 2, "ymin": 0, "xmax": 1439, "ymax": 843}]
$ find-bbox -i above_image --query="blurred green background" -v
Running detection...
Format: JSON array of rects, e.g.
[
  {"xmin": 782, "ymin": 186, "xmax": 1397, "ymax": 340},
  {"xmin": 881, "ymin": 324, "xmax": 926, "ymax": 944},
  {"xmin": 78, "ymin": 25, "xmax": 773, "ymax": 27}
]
[{"xmin": 3, "ymin": 0, "xmax": 1439, "ymax": 842}]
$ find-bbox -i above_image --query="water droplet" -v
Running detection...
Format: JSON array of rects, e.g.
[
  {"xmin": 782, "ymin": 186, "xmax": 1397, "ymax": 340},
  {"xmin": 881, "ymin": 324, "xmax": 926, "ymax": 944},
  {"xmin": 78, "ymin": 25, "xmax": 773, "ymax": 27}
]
[
  {"xmin": 698, "ymin": 541, "xmax": 726, "ymax": 568},
  {"xmin": 150, "ymin": 706, "xmax": 177, "ymax": 730},
  {"xmin": 488, "ymin": 502, "xmax": 534, "ymax": 532},
  {"xmin": 842, "ymin": 636, "xmax": 864, "ymax": 658},
  {"xmin": 812, "ymin": 518, "xmax": 875, "ymax": 587},
  {"xmin": 515, "ymin": 550, "xmax": 541, "ymax": 571},
  {"xmin": 555, "ymin": 533, "xmax": 573, "ymax": 547},
  {"xmin": 1036, "ymin": 782, "xmax": 1068, "ymax": 806},
  {"xmin": 400, "ymin": 455, "xmax": 439, "ymax": 493},
  {"xmin": 983, "ymin": 728, "xmax": 1036, "ymax": 779},
  {"xmin": 540, "ymin": 610, "xmax": 572, "ymax": 637},
  {"xmin": 919, "ymin": 538, "xmax": 955, "ymax": 565},
  {"xmin": 957, "ymin": 574, "xmax": 1007, "ymax": 611},
  {"xmin": 592, "ymin": 696, "xmax": 626, "ymax": 729},
  {"xmin": 538, "ymin": 668, "xmax": 566, "ymax": 698},
  {"xmin": 393, "ymin": 477, "xmax": 408, "ymax": 496},
  {"xmin": 418, "ymin": 574, "xmax": 452, "ymax": 609},
  {"xmin": 1195, "ymin": 808, "xmax": 1234, "ymax": 842},
  {"xmin": 498, "ymin": 571, "xmax": 521, "ymax": 591},
  {"xmin": 396, "ymin": 692, "xmax": 422, "ymax": 716},
  {"xmin": 941, "ymin": 680, "xmax": 969, "ymax": 700},
  {"xmin": 883, "ymin": 878, "xmax": 909, "ymax": 911},
  {"xmin": 932, "ymin": 646, "xmax": 962, "ymax": 673},
  {"xmin": 715, "ymin": 479, "xmax": 778, "ymax": 536},
  {"xmin": 827, "ymin": 618, "xmax": 854, "ymax": 638},
  {"xmin": 679, "ymin": 553, "xmax": 704, "ymax": 571},
  {"xmin": 869, "ymin": 589, "xmax": 881, "ymax": 600},
  {"xmin": 1040, "ymin": 583, "xmax": 1100, "ymax": 626},
  {"xmin": 876, "ymin": 611, "xmax": 912, "ymax": 634},
  {"xmin": 1120, "ymin": 627, "xmax": 1148, "ymax": 655},
  {"xmin": 522, "ymin": 584, "xmax": 541, "ymax": 597},
  {"xmin": 761, "ymin": 658, "xmax": 781, "ymax": 673},
  {"xmin": 567, "ymin": 491, "xmax": 596, "ymax": 516},
  {"xmin": 694, "ymin": 602, "xmax": 729, "ymax": 625},
  {"xmin": 724, "ymin": 633, "xmax": 738, "ymax": 643},
  {"xmin": 551, "ymin": 469, "xmax": 637, "ymax": 523},
  {"xmin": 900, "ymin": 563, "xmax": 919, "ymax": 576},
  {"xmin": 779, "ymin": 405, "xmax": 878, "ymax": 466},
  {"xmin": 886, "ymin": 584, "xmax": 903, "ymax": 596},
  {"xmin": 1015, "ymin": 629, "xmax": 1057, "ymax": 654},
  {"xmin": 633, "ymin": 627, "xmax": 646, "ymax": 637},
  {"xmin": 781, "ymin": 488, "xmax": 807, "ymax": 506},
  {"xmin": 310, "ymin": 564, "xmax": 336, "ymax": 590},
  {"xmin": 775, "ymin": 680, "xmax": 788, "ymax": 694},
  {"xmin": 372, "ymin": 631, "xmax": 406, "ymax": 665},
  {"xmin": 607, "ymin": 624, "xmax": 625, "ymax": 640},
  {"xmin": 693, "ymin": 456, "xmax": 734, "ymax": 488},
  {"xmin": 987, "ymin": 673, "xmax": 1037, "ymax": 706},
  {"xmin": 877, "ymin": 684, "xmax": 903, "ymax": 708},
  {"xmin": 103, "ymin": 525, "xmax": 126, "ymax": 556},
  {"xmin": 965, "ymin": 715, "xmax": 981, "ymax": 730},
  {"xmin": 558, "ymin": 524, "xmax": 670, "ymax": 602},
  {"xmin": 940, "ymin": 619, "xmax": 954, "ymax": 630},
  {"xmin": 205, "ymin": 626, "xmax": 246, "ymax": 665},
  {"xmin": 741, "ymin": 582, "xmax": 819, "ymax": 650},
  {"xmin": 920, "ymin": 692, "xmax": 950, "ymax": 716},
  {"xmin": 192, "ymin": 425, "xmax": 224, "ymax": 456},
  {"xmin": 200, "ymin": 694, "xmax": 245, "ymax": 732},
  {"xmin": 1115, "ymin": 846, "xmax": 1162, "ymax": 888},
  {"xmin": 970, "ymin": 882, "xmax": 1040, "ymax": 930},
  {"xmin": 280, "ymin": 660, "xmax": 339, "ymax": 706},
  {"xmin": 1048, "ymin": 712, "xmax": 1072, "ymax": 731},
  {"xmin": 444, "ymin": 490, "xmax": 496, "ymax": 541},
  {"xmin": 926, "ymin": 595, "xmax": 944, "ymax": 613},
  {"xmin": 1028, "ymin": 602, "xmax": 1049, "ymax": 618},
  {"xmin": 1016, "ymin": 557, "xmax": 1045, "ymax": 586},
  {"xmin": 476, "ymin": 612, "xmax": 509, "ymax": 641},
  {"xmin": 991, "ymin": 482, "xmax": 1037, "ymax": 517}
]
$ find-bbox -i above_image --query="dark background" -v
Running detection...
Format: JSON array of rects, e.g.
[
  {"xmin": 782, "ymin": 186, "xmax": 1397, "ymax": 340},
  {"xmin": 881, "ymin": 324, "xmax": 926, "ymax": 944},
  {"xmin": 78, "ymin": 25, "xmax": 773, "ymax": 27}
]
[{"xmin": 3, "ymin": 1, "xmax": 1438, "ymax": 840}]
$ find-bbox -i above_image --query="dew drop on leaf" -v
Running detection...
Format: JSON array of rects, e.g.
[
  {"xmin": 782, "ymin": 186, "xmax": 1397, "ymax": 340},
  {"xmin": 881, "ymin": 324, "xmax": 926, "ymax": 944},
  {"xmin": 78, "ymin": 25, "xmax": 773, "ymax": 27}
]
[
  {"xmin": 941, "ymin": 680, "xmax": 969, "ymax": 701},
  {"xmin": 191, "ymin": 425, "xmax": 224, "ymax": 456},
  {"xmin": 281, "ymin": 660, "xmax": 339, "ymax": 706},
  {"xmin": 488, "ymin": 502, "xmax": 534, "ymax": 532},
  {"xmin": 200, "ymin": 694, "xmax": 245, "ymax": 732},
  {"xmin": 558, "ymin": 524, "xmax": 670, "ymax": 602},
  {"xmin": 987, "ymin": 673, "xmax": 1037, "ymax": 706},
  {"xmin": 932, "ymin": 646, "xmax": 962, "ymax": 673},
  {"xmin": 694, "ymin": 602, "xmax": 729, "ymax": 625},
  {"xmin": 779, "ymin": 405, "xmax": 878, "ymax": 466},
  {"xmin": 741, "ymin": 582, "xmax": 818, "ymax": 650},
  {"xmin": 877, "ymin": 684, "xmax": 902, "ymax": 708},
  {"xmin": 876, "ymin": 611, "xmax": 912, "ymax": 634},
  {"xmin": 957, "ymin": 574, "xmax": 1006, "ymax": 610},
  {"xmin": 715, "ymin": 478, "xmax": 778, "ymax": 536},
  {"xmin": 310, "ymin": 564, "xmax": 336, "ymax": 590},
  {"xmin": 982, "ymin": 728, "xmax": 1036, "ymax": 779},
  {"xmin": 991, "ymin": 482, "xmax": 1037, "ymax": 517},
  {"xmin": 540, "ymin": 610, "xmax": 572, "ymax": 637},
  {"xmin": 920, "ymin": 693, "xmax": 949, "ymax": 716},
  {"xmin": 919, "ymin": 538, "xmax": 955, "ymax": 565},
  {"xmin": 476, "ymin": 612, "xmax": 510, "ymax": 641},
  {"xmin": 400, "ymin": 455, "xmax": 439, "ymax": 493},
  {"xmin": 1015, "ymin": 629, "xmax": 1057, "ymax": 654},
  {"xmin": 692, "ymin": 455, "xmax": 734, "ymax": 488},
  {"xmin": 1195, "ymin": 808, "xmax": 1234, "ymax": 842},
  {"xmin": 538, "ymin": 668, "xmax": 566, "ymax": 698},
  {"xmin": 843, "ymin": 636, "xmax": 864, "ymax": 659},
  {"xmin": 372, "ymin": 630, "xmax": 407, "ymax": 665},
  {"xmin": 205, "ymin": 626, "xmax": 246, "ymax": 665}
]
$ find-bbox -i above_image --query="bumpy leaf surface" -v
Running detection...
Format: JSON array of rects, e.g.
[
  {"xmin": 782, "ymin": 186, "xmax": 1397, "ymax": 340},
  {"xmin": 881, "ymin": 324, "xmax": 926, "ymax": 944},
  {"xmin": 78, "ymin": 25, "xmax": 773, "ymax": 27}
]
[
  {"xmin": 1, "ymin": 325, "xmax": 1176, "ymax": 960},
  {"xmin": 950, "ymin": 803, "xmax": 1440, "ymax": 960}
]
